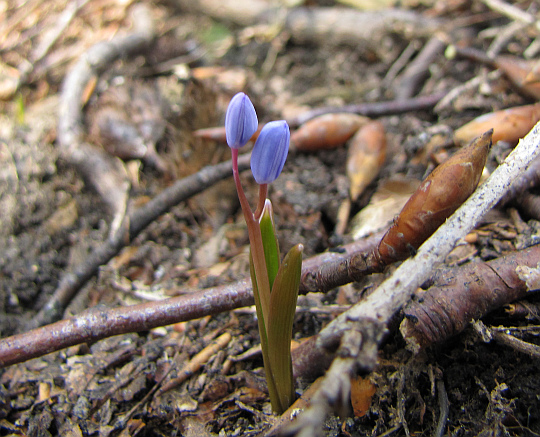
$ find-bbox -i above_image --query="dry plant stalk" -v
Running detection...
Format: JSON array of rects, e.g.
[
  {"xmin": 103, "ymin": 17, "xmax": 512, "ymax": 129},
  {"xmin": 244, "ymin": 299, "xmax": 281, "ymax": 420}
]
[{"xmin": 375, "ymin": 130, "xmax": 492, "ymax": 265}]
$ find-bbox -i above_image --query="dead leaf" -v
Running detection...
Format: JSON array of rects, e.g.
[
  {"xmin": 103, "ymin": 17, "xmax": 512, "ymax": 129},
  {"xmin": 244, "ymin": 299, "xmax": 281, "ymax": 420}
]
[{"xmin": 350, "ymin": 376, "xmax": 376, "ymax": 417}]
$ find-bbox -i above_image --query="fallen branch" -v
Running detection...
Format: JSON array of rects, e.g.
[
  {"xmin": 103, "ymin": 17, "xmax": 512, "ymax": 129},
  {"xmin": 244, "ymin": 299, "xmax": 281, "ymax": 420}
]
[
  {"xmin": 57, "ymin": 4, "xmax": 156, "ymax": 234},
  {"xmin": 290, "ymin": 92, "xmax": 446, "ymax": 127},
  {"xmin": 0, "ymin": 233, "xmax": 381, "ymax": 368},
  {"xmin": 28, "ymin": 153, "xmax": 251, "ymax": 331},
  {"xmin": 401, "ymin": 245, "xmax": 540, "ymax": 351},
  {"xmin": 173, "ymin": 1, "xmax": 441, "ymax": 47},
  {"xmin": 283, "ymin": 122, "xmax": 540, "ymax": 436}
]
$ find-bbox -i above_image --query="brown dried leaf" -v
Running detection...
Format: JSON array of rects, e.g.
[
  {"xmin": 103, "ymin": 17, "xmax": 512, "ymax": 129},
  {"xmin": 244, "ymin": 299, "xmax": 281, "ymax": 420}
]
[
  {"xmin": 454, "ymin": 103, "xmax": 540, "ymax": 146},
  {"xmin": 376, "ymin": 130, "xmax": 492, "ymax": 264},
  {"xmin": 291, "ymin": 113, "xmax": 369, "ymax": 151},
  {"xmin": 350, "ymin": 376, "xmax": 376, "ymax": 417},
  {"xmin": 494, "ymin": 55, "xmax": 540, "ymax": 100},
  {"xmin": 346, "ymin": 120, "xmax": 386, "ymax": 201}
]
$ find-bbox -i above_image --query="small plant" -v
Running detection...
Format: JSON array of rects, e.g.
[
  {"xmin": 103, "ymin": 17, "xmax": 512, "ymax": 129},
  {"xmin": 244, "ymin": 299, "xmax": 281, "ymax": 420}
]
[{"xmin": 226, "ymin": 92, "xmax": 303, "ymax": 414}]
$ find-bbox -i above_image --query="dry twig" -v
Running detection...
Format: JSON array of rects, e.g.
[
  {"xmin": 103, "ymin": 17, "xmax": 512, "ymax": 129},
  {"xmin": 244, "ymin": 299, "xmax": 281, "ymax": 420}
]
[
  {"xmin": 57, "ymin": 3, "xmax": 156, "ymax": 237},
  {"xmin": 0, "ymin": 233, "xmax": 381, "ymax": 368},
  {"xmin": 173, "ymin": 1, "xmax": 441, "ymax": 47},
  {"xmin": 473, "ymin": 321, "xmax": 540, "ymax": 359},
  {"xmin": 28, "ymin": 154, "xmax": 251, "ymax": 331},
  {"xmin": 480, "ymin": 0, "xmax": 538, "ymax": 27},
  {"xmin": 393, "ymin": 34, "xmax": 446, "ymax": 100},
  {"xmin": 290, "ymin": 92, "xmax": 446, "ymax": 126},
  {"xmin": 282, "ymin": 122, "xmax": 540, "ymax": 436}
]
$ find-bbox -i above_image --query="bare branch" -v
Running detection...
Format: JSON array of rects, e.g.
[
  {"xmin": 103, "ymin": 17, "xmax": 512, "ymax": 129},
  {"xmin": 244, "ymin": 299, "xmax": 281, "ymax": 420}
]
[
  {"xmin": 284, "ymin": 122, "xmax": 540, "ymax": 436},
  {"xmin": 29, "ymin": 154, "xmax": 251, "ymax": 330},
  {"xmin": 401, "ymin": 244, "xmax": 540, "ymax": 351},
  {"xmin": 0, "ymin": 233, "xmax": 381, "ymax": 368}
]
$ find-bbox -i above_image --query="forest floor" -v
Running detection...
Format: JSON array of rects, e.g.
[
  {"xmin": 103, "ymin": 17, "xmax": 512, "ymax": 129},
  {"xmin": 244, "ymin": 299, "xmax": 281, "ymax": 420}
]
[{"xmin": 0, "ymin": 0, "xmax": 539, "ymax": 436}]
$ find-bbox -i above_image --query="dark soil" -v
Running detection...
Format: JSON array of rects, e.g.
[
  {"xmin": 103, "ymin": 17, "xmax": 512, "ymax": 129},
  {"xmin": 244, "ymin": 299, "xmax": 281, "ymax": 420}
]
[{"xmin": 1, "ymin": 1, "xmax": 539, "ymax": 436}]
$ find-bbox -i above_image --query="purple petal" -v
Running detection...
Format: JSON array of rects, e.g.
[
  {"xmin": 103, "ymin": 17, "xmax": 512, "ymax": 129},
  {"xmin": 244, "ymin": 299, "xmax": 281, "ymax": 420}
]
[
  {"xmin": 251, "ymin": 120, "xmax": 290, "ymax": 184},
  {"xmin": 225, "ymin": 92, "xmax": 258, "ymax": 149}
]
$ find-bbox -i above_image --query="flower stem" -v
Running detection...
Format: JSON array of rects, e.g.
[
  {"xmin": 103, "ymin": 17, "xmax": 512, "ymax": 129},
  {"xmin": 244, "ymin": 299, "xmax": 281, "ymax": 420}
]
[
  {"xmin": 232, "ymin": 149, "xmax": 282, "ymax": 411},
  {"xmin": 231, "ymin": 149, "xmax": 272, "ymax": 331},
  {"xmin": 254, "ymin": 184, "xmax": 268, "ymax": 220}
]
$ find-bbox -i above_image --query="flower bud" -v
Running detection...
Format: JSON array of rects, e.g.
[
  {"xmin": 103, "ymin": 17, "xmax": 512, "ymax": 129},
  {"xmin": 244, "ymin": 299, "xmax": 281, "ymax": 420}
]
[
  {"xmin": 225, "ymin": 92, "xmax": 258, "ymax": 149},
  {"xmin": 251, "ymin": 120, "xmax": 290, "ymax": 184}
]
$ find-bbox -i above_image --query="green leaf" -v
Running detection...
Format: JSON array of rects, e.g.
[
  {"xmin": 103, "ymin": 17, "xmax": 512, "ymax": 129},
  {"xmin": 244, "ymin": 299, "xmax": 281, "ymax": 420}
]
[
  {"xmin": 259, "ymin": 200, "xmax": 280, "ymax": 291},
  {"xmin": 249, "ymin": 250, "xmax": 281, "ymax": 413},
  {"xmin": 266, "ymin": 243, "xmax": 303, "ymax": 413}
]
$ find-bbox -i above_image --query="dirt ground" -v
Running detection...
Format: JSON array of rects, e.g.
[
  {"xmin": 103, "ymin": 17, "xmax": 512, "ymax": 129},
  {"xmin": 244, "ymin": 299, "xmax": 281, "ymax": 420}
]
[{"xmin": 1, "ymin": 0, "xmax": 540, "ymax": 436}]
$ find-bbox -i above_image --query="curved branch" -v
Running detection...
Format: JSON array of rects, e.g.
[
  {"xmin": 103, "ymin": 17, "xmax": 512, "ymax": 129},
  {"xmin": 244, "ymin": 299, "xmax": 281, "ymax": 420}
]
[
  {"xmin": 0, "ymin": 233, "xmax": 381, "ymax": 368},
  {"xmin": 29, "ymin": 154, "xmax": 251, "ymax": 330}
]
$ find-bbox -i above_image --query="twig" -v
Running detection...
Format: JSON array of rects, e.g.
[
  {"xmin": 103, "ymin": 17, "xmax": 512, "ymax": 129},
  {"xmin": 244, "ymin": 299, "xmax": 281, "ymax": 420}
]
[
  {"xmin": 57, "ymin": 3, "xmax": 156, "ymax": 238},
  {"xmin": 290, "ymin": 92, "xmax": 446, "ymax": 127},
  {"xmin": 0, "ymin": 232, "xmax": 380, "ymax": 368},
  {"xmin": 491, "ymin": 330, "xmax": 540, "ymax": 359},
  {"xmin": 473, "ymin": 321, "xmax": 540, "ymax": 359},
  {"xmin": 486, "ymin": 20, "xmax": 530, "ymax": 59},
  {"xmin": 194, "ymin": 94, "xmax": 445, "ymax": 140},
  {"xmin": 393, "ymin": 35, "xmax": 446, "ymax": 101},
  {"xmin": 1, "ymin": 280, "xmax": 251, "ymax": 369},
  {"xmin": 282, "ymin": 122, "xmax": 540, "ymax": 436},
  {"xmin": 434, "ymin": 380, "xmax": 450, "ymax": 437},
  {"xmin": 155, "ymin": 332, "xmax": 232, "ymax": 396},
  {"xmin": 28, "ymin": 154, "xmax": 251, "ymax": 331},
  {"xmin": 480, "ymin": 0, "xmax": 537, "ymax": 26},
  {"xmin": 434, "ymin": 71, "xmax": 502, "ymax": 113},
  {"xmin": 383, "ymin": 41, "xmax": 419, "ymax": 87}
]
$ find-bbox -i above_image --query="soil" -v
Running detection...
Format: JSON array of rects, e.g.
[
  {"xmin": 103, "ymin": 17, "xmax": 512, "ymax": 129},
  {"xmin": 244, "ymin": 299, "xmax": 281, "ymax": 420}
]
[{"xmin": 1, "ymin": 1, "xmax": 539, "ymax": 436}]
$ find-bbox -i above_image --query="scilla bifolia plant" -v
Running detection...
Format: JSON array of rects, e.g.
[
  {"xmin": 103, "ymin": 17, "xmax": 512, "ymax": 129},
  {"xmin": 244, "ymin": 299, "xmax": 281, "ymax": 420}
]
[{"xmin": 226, "ymin": 92, "xmax": 303, "ymax": 414}]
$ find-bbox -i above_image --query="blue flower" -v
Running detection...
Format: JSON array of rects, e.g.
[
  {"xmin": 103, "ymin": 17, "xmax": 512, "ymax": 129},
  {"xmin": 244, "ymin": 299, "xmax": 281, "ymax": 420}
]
[
  {"xmin": 251, "ymin": 120, "xmax": 290, "ymax": 184},
  {"xmin": 225, "ymin": 92, "xmax": 258, "ymax": 149}
]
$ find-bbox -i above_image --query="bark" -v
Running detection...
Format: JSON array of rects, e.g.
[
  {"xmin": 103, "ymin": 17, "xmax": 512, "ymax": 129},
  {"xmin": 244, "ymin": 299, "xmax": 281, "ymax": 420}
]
[{"xmin": 400, "ymin": 244, "xmax": 540, "ymax": 351}]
